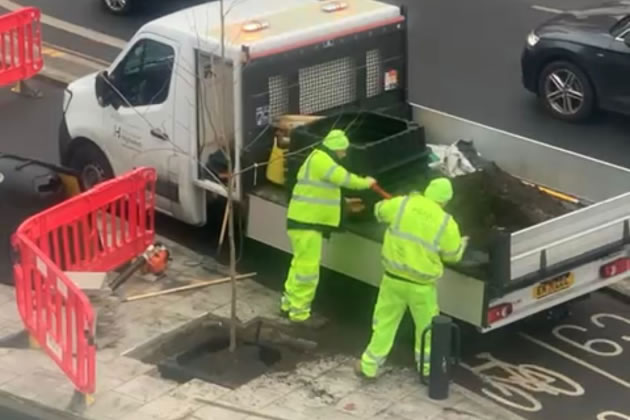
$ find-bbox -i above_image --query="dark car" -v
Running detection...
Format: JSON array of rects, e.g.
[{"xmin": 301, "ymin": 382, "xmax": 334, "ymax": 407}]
[{"xmin": 521, "ymin": 1, "xmax": 630, "ymax": 122}]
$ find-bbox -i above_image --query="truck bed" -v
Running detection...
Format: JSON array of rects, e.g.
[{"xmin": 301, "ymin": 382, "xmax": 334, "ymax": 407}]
[
  {"xmin": 415, "ymin": 106, "xmax": 630, "ymax": 292},
  {"xmin": 247, "ymin": 106, "xmax": 630, "ymax": 330}
]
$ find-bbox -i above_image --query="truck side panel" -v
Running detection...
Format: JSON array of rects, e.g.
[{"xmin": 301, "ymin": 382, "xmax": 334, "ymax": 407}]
[{"xmin": 511, "ymin": 193, "xmax": 630, "ymax": 280}]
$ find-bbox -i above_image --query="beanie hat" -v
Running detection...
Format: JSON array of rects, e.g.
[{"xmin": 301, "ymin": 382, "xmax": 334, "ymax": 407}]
[
  {"xmin": 323, "ymin": 129, "xmax": 350, "ymax": 151},
  {"xmin": 424, "ymin": 177, "xmax": 453, "ymax": 204}
]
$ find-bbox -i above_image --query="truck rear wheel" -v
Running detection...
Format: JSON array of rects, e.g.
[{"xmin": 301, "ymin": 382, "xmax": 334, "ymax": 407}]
[{"xmin": 68, "ymin": 143, "xmax": 114, "ymax": 189}]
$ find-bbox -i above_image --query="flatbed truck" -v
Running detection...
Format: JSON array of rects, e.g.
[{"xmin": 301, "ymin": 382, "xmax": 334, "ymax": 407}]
[{"xmin": 59, "ymin": 0, "xmax": 630, "ymax": 332}]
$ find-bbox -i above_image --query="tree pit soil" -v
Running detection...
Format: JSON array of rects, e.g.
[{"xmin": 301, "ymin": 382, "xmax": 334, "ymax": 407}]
[{"xmin": 140, "ymin": 317, "xmax": 318, "ymax": 389}]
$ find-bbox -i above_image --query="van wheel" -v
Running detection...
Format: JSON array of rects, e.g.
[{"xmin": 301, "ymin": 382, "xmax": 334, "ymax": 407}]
[{"xmin": 69, "ymin": 143, "xmax": 114, "ymax": 189}]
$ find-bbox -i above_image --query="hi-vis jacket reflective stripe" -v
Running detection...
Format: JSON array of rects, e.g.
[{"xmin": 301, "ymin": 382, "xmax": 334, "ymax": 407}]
[
  {"xmin": 375, "ymin": 193, "xmax": 464, "ymax": 283},
  {"xmin": 287, "ymin": 149, "xmax": 371, "ymax": 227}
]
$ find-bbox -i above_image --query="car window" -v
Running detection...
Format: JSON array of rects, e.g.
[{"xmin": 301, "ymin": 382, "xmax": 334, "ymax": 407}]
[
  {"xmin": 610, "ymin": 15, "xmax": 630, "ymax": 36},
  {"xmin": 110, "ymin": 39, "xmax": 175, "ymax": 107}
]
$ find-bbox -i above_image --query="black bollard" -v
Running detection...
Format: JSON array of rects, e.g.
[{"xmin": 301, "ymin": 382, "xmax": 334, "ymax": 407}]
[{"xmin": 419, "ymin": 315, "xmax": 460, "ymax": 400}]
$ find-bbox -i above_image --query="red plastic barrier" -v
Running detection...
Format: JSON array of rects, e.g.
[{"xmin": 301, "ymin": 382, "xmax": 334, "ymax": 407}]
[
  {"xmin": 0, "ymin": 7, "xmax": 43, "ymax": 87},
  {"xmin": 12, "ymin": 167, "xmax": 157, "ymax": 394}
]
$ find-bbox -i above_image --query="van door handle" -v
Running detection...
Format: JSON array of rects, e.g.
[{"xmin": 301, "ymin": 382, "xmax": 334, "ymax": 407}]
[{"xmin": 150, "ymin": 128, "xmax": 169, "ymax": 141}]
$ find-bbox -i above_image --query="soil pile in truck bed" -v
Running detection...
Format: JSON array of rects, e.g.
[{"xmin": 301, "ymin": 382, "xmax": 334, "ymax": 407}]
[{"xmin": 446, "ymin": 162, "xmax": 578, "ymax": 249}]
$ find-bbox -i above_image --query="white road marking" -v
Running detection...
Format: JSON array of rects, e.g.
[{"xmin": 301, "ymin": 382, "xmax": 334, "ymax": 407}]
[
  {"xmin": 598, "ymin": 411, "xmax": 630, "ymax": 420},
  {"xmin": 520, "ymin": 332, "xmax": 630, "ymax": 389},
  {"xmin": 531, "ymin": 5, "xmax": 566, "ymax": 14},
  {"xmin": 552, "ymin": 324, "xmax": 623, "ymax": 357},
  {"xmin": 0, "ymin": 0, "xmax": 126, "ymax": 49}
]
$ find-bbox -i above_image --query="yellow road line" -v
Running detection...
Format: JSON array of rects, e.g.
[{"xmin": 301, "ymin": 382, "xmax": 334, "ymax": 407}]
[
  {"xmin": 43, "ymin": 42, "xmax": 111, "ymax": 66},
  {"xmin": 42, "ymin": 46, "xmax": 65, "ymax": 58}
]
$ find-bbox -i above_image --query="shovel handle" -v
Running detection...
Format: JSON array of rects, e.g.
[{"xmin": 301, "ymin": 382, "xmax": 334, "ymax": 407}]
[{"xmin": 371, "ymin": 183, "xmax": 392, "ymax": 199}]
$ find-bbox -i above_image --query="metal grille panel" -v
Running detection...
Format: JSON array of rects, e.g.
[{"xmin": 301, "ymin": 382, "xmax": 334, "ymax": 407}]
[
  {"xmin": 268, "ymin": 75, "xmax": 289, "ymax": 118},
  {"xmin": 366, "ymin": 49, "xmax": 383, "ymax": 98},
  {"xmin": 298, "ymin": 56, "xmax": 356, "ymax": 114}
]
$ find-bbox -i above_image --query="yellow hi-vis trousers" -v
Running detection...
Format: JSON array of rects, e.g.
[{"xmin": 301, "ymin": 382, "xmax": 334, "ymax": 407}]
[
  {"xmin": 281, "ymin": 230, "xmax": 323, "ymax": 321},
  {"xmin": 361, "ymin": 274, "xmax": 439, "ymax": 377}
]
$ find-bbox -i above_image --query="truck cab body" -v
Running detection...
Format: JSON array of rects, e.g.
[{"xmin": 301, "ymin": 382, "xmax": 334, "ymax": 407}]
[{"xmin": 61, "ymin": 0, "xmax": 406, "ymax": 225}]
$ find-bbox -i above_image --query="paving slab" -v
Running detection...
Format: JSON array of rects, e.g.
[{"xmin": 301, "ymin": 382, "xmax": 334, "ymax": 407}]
[
  {"xmin": 334, "ymin": 390, "xmax": 394, "ymax": 418},
  {"xmin": 85, "ymin": 391, "xmax": 144, "ymax": 420},
  {"xmin": 135, "ymin": 393, "xmax": 202, "ymax": 420},
  {"xmin": 114, "ymin": 373, "xmax": 178, "ymax": 404},
  {"xmin": 169, "ymin": 378, "xmax": 230, "ymax": 402},
  {"xmin": 191, "ymin": 404, "xmax": 248, "ymax": 420}
]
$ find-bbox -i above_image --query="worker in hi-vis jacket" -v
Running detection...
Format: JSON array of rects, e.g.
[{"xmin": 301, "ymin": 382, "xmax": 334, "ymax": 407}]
[
  {"xmin": 281, "ymin": 129, "xmax": 376, "ymax": 326},
  {"xmin": 357, "ymin": 177, "xmax": 467, "ymax": 378}
]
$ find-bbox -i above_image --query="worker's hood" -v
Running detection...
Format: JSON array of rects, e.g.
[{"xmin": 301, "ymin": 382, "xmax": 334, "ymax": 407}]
[{"xmin": 316, "ymin": 145, "xmax": 344, "ymax": 165}]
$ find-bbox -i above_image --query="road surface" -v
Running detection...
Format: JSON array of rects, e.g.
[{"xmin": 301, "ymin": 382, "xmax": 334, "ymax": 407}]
[
  {"xmin": 2, "ymin": 79, "xmax": 630, "ymax": 419},
  {"xmin": 0, "ymin": 408, "xmax": 37, "ymax": 420}
]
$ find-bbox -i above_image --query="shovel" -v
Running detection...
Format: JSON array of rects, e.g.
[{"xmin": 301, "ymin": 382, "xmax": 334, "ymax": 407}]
[{"xmin": 371, "ymin": 183, "xmax": 393, "ymax": 199}]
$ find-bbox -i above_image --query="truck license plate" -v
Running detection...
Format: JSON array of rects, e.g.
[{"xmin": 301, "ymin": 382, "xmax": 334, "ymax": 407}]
[{"xmin": 532, "ymin": 272, "xmax": 575, "ymax": 299}]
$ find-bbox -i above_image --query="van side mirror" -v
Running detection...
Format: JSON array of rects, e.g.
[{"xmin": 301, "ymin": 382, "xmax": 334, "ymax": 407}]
[
  {"xmin": 95, "ymin": 71, "xmax": 123, "ymax": 110},
  {"xmin": 95, "ymin": 71, "xmax": 113, "ymax": 108}
]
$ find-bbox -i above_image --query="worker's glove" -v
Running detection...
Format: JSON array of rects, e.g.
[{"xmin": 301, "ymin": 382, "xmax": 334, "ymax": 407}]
[{"xmin": 365, "ymin": 176, "xmax": 377, "ymax": 187}]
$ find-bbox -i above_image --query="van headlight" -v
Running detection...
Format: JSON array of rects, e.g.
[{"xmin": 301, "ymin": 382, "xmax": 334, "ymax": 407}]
[{"xmin": 527, "ymin": 31, "xmax": 540, "ymax": 47}]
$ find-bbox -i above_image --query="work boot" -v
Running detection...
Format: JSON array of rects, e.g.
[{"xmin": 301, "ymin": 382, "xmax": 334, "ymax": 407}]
[
  {"xmin": 289, "ymin": 313, "xmax": 328, "ymax": 329},
  {"xmin": 354, "ymin": 360, "xmax": 376, "ymax": 380}
]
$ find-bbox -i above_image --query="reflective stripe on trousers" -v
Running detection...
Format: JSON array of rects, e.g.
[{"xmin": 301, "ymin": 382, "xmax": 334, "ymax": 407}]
[
  {"xmin": 281, "ymin": 230, "xmax": 323, "ymax": 322},
  {"xmin": 360, "ymin": 274, "xmax": 439, "ymax": 377},
  {"xmin": 416, "ymin": 351, "xmax": 431, "ymax": 375}
]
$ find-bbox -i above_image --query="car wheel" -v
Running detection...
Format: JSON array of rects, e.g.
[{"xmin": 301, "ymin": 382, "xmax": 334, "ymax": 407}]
[
  {"xmin": 102, "ymin": 0, "xmax": 135, "ymax": 15},
  {"xmin": 538, "ymin": 61, "xmax": 594, "ymax": 122},
  {"xmin": 69, "ymin": 143, "xmax": 114, "ymax": 189}
]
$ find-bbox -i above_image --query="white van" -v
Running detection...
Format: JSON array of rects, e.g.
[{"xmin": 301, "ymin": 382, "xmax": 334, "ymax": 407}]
[{"xmin": 60, "ymin": 0, "xmax": 407, "ymax": 226}]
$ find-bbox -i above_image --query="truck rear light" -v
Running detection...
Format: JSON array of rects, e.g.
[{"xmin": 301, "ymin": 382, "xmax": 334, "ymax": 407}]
[
  {"xmin": 488, "ymin": 303, "xmax": 513, "ymax": 324},
  {"xmin": 600, "ymin": 257, "xmax": 630, "ymax": 278}
]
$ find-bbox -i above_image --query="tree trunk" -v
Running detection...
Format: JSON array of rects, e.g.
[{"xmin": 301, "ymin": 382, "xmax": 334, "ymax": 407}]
[{"xmin": 217, "ymin": 0, "xmax": 238, "ymax": 354}]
